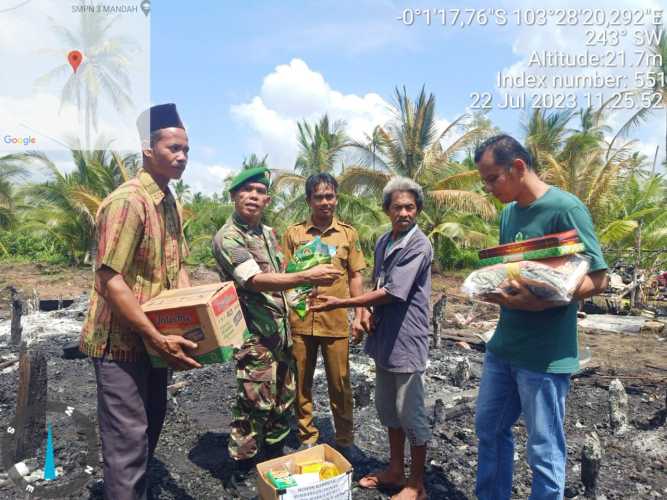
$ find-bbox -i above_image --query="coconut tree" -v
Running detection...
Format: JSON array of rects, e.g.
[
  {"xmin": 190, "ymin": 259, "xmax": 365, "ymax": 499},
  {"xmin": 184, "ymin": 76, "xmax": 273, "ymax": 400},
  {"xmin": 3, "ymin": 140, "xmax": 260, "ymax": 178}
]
[
  {"xmin": 598, "ymin": 173, "xmax": 667, "ymax": 304},
  {"xmin": 173, "ymin": 179, "xmax": 192, "ymax": 204},
  {"xmin": 337, "ymin": 86, "xmax": 496, "ymax": 265},
  {"xmin": 0, "ymin": 156, "xmax": 29, "ymax": 230},
  {"xmin": 339, "ymin": 87, "xmax": 494, "ymax": 218},
  {"xmin": 20, "ymin": 147, "xmax": 139, "ymax": 263},
  {"xmin": 35, "ymin": 2, "xmax": 137, "ymax": 150},
  {"xmin": 599, "ymin": 174, "xmax": 667, "ymax": 256},
  {"xmin": 271, "ymin": 114, "xmax": 349, "ymax": 193},
  {"xmin": 648, "ymin": 26, "xmax": 667, "ymax": 165}
]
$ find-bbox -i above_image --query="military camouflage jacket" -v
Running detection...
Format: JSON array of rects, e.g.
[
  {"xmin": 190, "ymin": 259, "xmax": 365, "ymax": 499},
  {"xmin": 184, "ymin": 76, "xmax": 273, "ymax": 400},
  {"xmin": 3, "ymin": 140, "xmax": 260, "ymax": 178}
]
[{"xmin": 212, "ymin": 213, "xmax": 290, "ymax": 351}]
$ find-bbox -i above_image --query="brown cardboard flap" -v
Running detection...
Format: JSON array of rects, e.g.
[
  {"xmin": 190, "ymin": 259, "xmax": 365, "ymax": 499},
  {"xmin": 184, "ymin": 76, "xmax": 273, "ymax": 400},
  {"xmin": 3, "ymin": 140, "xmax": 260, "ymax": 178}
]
[{"xmin": 142, "ymin": 283, "xmax": 228, "ymax": 311}]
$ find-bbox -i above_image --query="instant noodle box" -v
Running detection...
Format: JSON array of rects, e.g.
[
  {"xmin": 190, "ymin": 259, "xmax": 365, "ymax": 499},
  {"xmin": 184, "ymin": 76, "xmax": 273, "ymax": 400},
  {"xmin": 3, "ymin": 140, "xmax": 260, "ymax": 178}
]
[
  {"xmin": 141, "ymin": 282, "xmax": 248, "ymax": 367},
  {"xmin": 478, "ymin": 229, "xmax": 579, "ymax": 260}
]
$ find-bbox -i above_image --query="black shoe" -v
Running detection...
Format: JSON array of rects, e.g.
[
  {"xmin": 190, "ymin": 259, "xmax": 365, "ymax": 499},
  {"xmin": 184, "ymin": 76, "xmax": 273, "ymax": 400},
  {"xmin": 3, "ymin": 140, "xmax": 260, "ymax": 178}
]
[{"xmin": 226, "ymin": 473, "xmax": 258, "ymax": 499}]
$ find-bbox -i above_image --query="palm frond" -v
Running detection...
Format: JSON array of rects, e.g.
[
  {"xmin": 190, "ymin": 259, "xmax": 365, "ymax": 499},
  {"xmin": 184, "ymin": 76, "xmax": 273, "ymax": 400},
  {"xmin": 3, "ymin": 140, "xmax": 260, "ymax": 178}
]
[
  {"xmin": 338, "ymin": 167, "xmax": 391, "ymax": 194},
  {"xmin": 599, "ymin": 219, "xmax": 638, "ymax": 245},
  {"xmin": 427, "ymin": 190, "xmax": 496, "ymax": 220}
]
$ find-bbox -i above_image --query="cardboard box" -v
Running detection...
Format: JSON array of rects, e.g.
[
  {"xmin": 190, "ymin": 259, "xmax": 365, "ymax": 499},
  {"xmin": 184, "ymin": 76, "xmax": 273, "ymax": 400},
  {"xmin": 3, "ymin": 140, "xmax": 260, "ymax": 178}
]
[
  {"xmin": 256, "ymin": 444, "xmax": 352, "ymax": 500},
  {"xmin": 141, "ymin": 282, "xmax": 248, "ymax": 367}
]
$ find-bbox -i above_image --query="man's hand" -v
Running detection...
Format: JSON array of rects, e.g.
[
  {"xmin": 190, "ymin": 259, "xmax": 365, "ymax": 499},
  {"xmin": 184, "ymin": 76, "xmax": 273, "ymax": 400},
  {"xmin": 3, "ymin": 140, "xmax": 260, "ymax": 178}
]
[
  {"xmin": 359, "ymin": 308, "xmax": 374, "ymax": 334},
  {"xmin": 310, "ymin": 294, "xmax": 344, "ymax": 312},
  {"xmin": 304, "ymin": 265, "xmax": 343, "ymax": 286},
  {"xmin": 351, "ymin": 317, "xmax": 365, "ymax": 344},
  {"xmin": 146, "ymin": 335, "xmax": 202, "ymax": 370},
  {"xmin": 482, "ymin": 279, "xmax": 551, "ymax": 312}
]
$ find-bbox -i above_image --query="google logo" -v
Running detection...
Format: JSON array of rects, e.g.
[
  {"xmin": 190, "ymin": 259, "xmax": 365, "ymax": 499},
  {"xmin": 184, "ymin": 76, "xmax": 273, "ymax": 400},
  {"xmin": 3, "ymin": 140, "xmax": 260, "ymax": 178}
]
[{"xmin": 3, "ymin": 135, "xmax": 37, "ymax": 146}]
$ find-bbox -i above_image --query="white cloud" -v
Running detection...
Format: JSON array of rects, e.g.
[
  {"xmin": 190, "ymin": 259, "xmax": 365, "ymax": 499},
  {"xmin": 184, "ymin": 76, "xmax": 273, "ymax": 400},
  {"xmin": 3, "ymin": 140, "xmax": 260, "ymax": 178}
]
[
  {"xmin": 497, "ymin": 0, "xmax": 664, "ymax": 100},
  {"xmin": 181, "ymin": 161, "xmax": 236, "ymax": 195},
  {"xmin": 496, "ymin": 0, "xmax": 665, "ymax": 167},
  {"xmin": 230, "ymin": 58, "xmax": 396, "ymax": 169}
]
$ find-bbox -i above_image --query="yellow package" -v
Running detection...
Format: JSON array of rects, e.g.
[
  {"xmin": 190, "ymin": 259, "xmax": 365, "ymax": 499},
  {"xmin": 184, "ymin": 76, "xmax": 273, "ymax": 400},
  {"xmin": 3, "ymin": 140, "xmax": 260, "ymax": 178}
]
[
  {"xmin": 297, "ymin": 459, "xmax": 324, "ymax": 474},
  {"xmin": 319, "ymin": 461, "xmax": 341, "ymax": 480}
]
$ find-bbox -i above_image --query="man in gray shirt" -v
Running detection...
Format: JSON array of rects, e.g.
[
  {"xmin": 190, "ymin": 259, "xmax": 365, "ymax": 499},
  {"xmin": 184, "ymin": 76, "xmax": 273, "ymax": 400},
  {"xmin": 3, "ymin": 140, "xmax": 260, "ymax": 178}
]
[{"xmin": 312, "ymin": 176, "xmax": 432, "ymax": 500}]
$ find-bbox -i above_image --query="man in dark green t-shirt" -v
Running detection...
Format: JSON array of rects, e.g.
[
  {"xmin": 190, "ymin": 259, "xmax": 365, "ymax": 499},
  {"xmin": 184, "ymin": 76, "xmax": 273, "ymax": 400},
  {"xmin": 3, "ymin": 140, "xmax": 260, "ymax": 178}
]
[{"xmin": 473, "ymin": 135, "xmax": 608, "ymax": 500}]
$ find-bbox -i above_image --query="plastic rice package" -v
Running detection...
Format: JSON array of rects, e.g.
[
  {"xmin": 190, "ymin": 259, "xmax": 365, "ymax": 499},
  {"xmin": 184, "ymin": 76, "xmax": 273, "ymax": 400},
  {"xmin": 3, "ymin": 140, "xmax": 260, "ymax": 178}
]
[
  {"xmin": 285, "ymin": 236, "xmax": 337, "ymax": 319},
  {"xmin": 462, "ymin": 254, "xmax": 590, "ymax": 305}
]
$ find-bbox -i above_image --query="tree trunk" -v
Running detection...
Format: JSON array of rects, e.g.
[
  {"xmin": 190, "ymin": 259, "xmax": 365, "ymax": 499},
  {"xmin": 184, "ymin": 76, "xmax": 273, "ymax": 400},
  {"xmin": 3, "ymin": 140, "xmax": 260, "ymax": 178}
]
[
  {"xmin": 432, "ymin": 294, "xmax": 447, "ymax": 348},
  {"xmin": 9, "ymin": 287, "xmax": 23, "ymax": 347},
  {"xmin": 14, "ymin": 345, "xmax": 47, "ymax": 462},
  {"xmin": 581, "ymin": 432, "xmax": 603, "ymax": 498}
]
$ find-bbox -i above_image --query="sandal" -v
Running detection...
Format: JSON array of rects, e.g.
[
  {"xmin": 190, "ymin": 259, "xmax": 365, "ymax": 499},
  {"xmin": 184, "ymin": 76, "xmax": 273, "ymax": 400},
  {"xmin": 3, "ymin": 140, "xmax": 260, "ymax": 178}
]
[{"xmin": 358, "ymin": 470, "xmax": 406, "ymax": 490}]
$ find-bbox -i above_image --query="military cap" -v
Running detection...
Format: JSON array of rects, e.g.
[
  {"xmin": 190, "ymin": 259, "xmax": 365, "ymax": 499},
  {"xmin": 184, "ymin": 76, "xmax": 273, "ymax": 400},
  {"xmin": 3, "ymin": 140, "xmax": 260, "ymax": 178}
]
[{"xmin": 229, "ymin": 167, "xmax": 270, "ymax": 192}]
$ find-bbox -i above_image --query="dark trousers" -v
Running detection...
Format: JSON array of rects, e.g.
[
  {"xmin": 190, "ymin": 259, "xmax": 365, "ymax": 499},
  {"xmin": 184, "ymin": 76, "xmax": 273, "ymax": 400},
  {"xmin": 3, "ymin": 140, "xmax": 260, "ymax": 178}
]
[{"xmin": 94, "ymin": 355, "xmax": 168, "ymax": 500}]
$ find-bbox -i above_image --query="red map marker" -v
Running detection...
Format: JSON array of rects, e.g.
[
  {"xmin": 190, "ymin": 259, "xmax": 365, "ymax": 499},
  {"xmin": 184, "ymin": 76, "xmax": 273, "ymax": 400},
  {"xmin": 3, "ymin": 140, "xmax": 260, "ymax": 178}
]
[{"xmin": 68, "ymin": 50, "xmax": 83, "ymax": 72}]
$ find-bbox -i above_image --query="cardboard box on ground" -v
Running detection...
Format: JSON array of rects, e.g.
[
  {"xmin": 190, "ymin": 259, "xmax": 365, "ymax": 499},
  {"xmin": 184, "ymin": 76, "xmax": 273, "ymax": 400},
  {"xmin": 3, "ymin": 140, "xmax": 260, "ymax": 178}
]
[
  {"xmin": 141, "ymin": 283, "xmax": 248, "ymax": 367},
  {"xmin": 256, "ymin": 444, "xmax": 353, "ymax": 500}
]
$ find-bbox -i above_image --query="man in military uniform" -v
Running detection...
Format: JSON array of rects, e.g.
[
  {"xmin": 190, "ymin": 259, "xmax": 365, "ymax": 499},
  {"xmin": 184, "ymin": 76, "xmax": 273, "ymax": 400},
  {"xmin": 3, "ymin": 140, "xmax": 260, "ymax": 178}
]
[
  {"xmin": 283, "ymin": 173, "xmax": 366, "ymax": 458},
  {"xmin": 212, "ymin": 167, "xmax": 342, "ymax": 467}
]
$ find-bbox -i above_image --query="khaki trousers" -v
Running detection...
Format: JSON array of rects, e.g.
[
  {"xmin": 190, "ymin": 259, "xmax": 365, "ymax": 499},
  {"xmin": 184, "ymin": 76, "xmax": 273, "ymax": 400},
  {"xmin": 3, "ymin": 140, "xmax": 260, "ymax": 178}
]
[{"xmin": 291, "ymin": 334, "xmax": 354, "ymax": 447}]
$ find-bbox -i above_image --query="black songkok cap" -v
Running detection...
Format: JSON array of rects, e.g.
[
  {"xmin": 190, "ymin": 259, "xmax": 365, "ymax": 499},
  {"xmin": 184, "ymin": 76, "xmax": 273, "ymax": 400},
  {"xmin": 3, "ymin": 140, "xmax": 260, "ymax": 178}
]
[{"xmin": 136, "ymin": 103, "xmax": 184, "ymax": 141}]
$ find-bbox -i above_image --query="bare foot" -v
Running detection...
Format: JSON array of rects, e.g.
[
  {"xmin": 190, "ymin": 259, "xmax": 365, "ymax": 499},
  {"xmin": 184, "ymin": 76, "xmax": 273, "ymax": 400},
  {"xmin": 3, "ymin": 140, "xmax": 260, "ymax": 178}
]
[
  {"xmin": 390, "ymin": 483, "xmax": 427, "ymax": 500},
  {"xmin": 358, "ymin": 469, "xmax": 406, "ymax": 490}
]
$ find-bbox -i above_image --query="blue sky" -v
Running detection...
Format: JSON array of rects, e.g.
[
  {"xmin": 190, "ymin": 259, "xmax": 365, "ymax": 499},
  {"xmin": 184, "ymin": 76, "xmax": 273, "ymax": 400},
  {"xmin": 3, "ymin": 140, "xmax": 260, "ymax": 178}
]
[
  {"xmin": 152, "ymin": 0, "xmax": 528, "ymax": 192},
  {"xmin": 150, "ymin": 0, "xmax": 665, "ymax": 194},
  {"xmin": 3, "ymin": 0, "xmax": 663, "ymax": 191}
]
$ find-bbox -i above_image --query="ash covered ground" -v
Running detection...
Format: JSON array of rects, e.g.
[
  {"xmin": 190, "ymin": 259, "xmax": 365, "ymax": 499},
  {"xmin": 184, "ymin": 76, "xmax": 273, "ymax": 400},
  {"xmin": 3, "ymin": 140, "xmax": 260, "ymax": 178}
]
[{"xmin": 0, "ymin": 292, "xmax": 666, "ymax": 499}]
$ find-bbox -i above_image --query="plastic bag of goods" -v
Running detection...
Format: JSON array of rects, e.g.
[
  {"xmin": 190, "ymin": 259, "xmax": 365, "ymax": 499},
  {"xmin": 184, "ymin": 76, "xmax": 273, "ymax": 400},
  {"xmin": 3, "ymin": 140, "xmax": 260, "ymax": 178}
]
[
  {"xmin": 462, "ymin": 254, "xmax": 590, "ymax": 305},
  {"xmin": 285, "ymin": 236, "xmax": 337, "ymax": 319}
]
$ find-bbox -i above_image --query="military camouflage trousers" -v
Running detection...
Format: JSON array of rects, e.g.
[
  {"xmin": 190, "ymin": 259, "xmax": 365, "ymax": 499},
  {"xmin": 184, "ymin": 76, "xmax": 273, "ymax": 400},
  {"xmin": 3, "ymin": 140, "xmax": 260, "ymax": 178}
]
[{"xmin": 228, "ymin": 339, "xmax": 296, "ymax": 461}]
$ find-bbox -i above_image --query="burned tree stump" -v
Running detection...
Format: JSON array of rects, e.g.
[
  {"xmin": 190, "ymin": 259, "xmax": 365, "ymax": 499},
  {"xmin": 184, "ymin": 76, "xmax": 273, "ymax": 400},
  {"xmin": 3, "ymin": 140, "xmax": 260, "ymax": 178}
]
[
  {"xmin": 608, "ymin": 378, "xmax": 628, "ymax": 435},
  {"xmin": 431, "ymin": 294, "xmax": 447, "ymax": 348},
  {"xmin": 9, "ymin": 287, "xmax": 23, "ymax": 346},
  {"xmin": 14, "ymin": 344, "xmax": 47, "ymax": 462},
  {"xmin": 353, "ymin": 382, "xmax": 371, "ymax": 409},
  {"xmin": 453, "ymin": 357, "xmax": 471, "ymax": 388},
  {"xmin": 581, "ymin": 432, "xmax": 603, "ymax": 498},
  {"xmin": 433, "ymin": 398, "xmax": 446, "ymax": 428}
]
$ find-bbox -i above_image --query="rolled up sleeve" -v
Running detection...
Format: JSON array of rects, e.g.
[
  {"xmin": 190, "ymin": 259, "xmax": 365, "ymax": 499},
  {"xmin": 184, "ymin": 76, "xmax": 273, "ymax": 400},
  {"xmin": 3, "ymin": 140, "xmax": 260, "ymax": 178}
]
[{"xmin": 212, "ymin": 234, "xmax": 262, "ymax": 288}]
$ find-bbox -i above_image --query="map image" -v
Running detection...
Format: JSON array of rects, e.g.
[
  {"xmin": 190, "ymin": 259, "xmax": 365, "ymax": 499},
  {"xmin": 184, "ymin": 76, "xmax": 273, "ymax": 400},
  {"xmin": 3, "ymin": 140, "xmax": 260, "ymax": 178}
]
[{"xmin": 0, "ymin": 0, "xmax": 150, "ymax": 153}]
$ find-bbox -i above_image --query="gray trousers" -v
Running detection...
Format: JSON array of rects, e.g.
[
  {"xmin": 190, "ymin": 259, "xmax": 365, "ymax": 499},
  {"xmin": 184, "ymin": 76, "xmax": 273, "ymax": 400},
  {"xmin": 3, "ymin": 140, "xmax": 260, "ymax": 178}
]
[{"xmin": 94, "ymin": 355, "xmax": 168, "ymax": 500}]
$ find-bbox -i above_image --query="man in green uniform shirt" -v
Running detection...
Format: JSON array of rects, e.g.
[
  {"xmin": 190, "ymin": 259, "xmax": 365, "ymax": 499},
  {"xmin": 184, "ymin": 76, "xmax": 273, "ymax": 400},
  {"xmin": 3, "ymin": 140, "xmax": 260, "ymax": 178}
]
[
  {"xmin": 212, "ymin": 167, "xmax": 342, "ymax": 469},
  {"xmin": 473, "ymin": 135, "xmax": 608, "ymax": 500}
]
